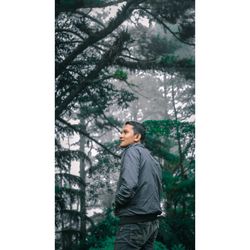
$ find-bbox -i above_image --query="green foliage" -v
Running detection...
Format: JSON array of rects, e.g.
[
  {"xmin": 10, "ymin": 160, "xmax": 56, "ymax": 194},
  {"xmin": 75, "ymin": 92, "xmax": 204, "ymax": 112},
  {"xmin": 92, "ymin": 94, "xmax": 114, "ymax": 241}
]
[
  {"xmin": 158, "ymin": 212, "xmax": 194, "ymax": 250},
  {"xmin": 143, "ymin": 119, "xmax": 194, "ymax": 137},
  {"xmin": 143, "ymin": 119, "xmax": 194, "ymax": 165},
  {"xmin": 155, "ymin": 241, "xmax": 169, "ymax": 250},
  {"xmin": 160, "ymin": 55, "xmax": 178, "ymax": 66},
  {"xmin": 143, "ymin": 120, "xmax": 195, "ymax": 250},
  {"xmin": 87, "ymin": 209, "xmax": 119, "ymax": 249},
  {"xmin": 89, "ymin": 237, "xmax": 114, "ymax": 250},
  {"xmin": 172, "ymin": 244, "xmax": 186, "ymax": 250},
  {"xmin": 113, "ymin": 69, "xmax": 128, "ymax": 81}
]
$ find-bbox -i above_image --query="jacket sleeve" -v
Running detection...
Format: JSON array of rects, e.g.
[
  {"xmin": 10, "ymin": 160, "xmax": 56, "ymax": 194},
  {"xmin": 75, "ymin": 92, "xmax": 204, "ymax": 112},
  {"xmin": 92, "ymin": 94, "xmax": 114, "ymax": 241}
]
[{"xmin": 115, "ymin": 147, "xmax": 140, "ymax": 207}]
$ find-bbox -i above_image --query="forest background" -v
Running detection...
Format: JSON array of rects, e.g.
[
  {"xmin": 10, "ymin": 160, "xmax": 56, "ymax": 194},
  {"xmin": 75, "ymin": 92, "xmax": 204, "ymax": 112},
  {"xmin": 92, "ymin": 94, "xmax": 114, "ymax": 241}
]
[
  {"xmin": 55, "ymin": 1, "xmax": 194, "ymax": 249},
  {"xmin": 1, "ymin": 1, "xmax": 250, "ymax": 250}
]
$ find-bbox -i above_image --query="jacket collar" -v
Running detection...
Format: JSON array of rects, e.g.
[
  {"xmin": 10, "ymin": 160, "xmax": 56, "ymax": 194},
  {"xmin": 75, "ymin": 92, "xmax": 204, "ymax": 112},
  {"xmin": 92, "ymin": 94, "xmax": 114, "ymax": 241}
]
[{"xmin": 124, "ymin": 142, "xmax": 144, "ymax": 150}]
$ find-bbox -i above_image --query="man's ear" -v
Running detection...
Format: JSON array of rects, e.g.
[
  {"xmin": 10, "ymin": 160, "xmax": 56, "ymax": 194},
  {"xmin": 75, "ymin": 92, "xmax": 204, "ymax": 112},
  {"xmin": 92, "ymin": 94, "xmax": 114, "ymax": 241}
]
[{"xmin": 134, "ymin": 133, "xmax": 141, "ymax": 142}]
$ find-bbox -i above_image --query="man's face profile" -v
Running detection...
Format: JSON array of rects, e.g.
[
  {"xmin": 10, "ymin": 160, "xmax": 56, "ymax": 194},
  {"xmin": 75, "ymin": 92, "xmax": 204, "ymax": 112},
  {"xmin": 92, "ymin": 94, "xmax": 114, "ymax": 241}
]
[{"xmin": 119, "ymin": 124, "xmax": 141, "ymax": 148}]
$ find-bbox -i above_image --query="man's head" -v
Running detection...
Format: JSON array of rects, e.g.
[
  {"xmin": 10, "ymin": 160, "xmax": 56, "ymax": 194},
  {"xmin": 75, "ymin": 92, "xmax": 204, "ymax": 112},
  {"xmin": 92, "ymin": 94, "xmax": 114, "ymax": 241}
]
[{"xmin": 119, "ymin": 121, "xmax": 146, "ymax": 148}]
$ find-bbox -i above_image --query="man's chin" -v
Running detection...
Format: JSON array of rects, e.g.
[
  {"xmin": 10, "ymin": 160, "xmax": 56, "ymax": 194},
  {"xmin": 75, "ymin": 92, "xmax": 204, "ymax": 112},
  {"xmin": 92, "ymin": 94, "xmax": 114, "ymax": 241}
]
[{"xmin": 119, "ymin": 142, "xmax": 127, "ymax": 148}]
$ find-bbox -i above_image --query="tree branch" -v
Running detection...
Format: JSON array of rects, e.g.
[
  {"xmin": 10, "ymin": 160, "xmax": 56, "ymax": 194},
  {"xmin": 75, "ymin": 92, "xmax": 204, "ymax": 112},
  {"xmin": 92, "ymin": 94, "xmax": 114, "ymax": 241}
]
[
  {"xmin": 75, "ymin": 10, "xmax": 106, "ymax": 28},
  {"xmin": 83, "ymin": 0, "xmax": 127, "ymax": 8},
  {"xmin": 56, "ymin": 40, "xmax": 82, "ymax": 45},
  {"xmin": 55, "ymin": 0, "xmax": 145, "ymax": 78},
  {"xmin": 140, "ymin": 7, "xmax": 195, "ymax": 47},
  {"xmin": 114, "ymin": 56, "xmax": 194, "ymax": 72},
  {"xmin": 55, "ymin": 28, "xmax": 85, "ymax": 40},
  {"xmin": 57, "ymin": 0, "xmax": 128, "ymax": 13},
  {"xmin": 55, "ymin": 31, "xmax": 130, "ymax": 118},
  {"xmin": 56, "ymin": 117, "xmax": 120, "ymax": 159},
  {"xmin": 84, "ymin": 87, "xmax": 121, "ymax": 133}
]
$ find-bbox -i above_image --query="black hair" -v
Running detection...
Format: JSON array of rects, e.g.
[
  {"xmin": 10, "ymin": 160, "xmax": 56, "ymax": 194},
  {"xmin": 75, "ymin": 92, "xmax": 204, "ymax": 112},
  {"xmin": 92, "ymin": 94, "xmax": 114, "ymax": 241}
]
[{"xmin": 125, "ymin": 121, "xmax": 146, "ymax": 142}]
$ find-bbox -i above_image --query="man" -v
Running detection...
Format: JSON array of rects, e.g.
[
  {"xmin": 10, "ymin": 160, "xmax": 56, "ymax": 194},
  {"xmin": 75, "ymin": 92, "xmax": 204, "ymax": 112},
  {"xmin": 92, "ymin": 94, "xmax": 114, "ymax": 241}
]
[{"xmin": 114, "ymin": 121, "xmax": 162, "ymax": 250}]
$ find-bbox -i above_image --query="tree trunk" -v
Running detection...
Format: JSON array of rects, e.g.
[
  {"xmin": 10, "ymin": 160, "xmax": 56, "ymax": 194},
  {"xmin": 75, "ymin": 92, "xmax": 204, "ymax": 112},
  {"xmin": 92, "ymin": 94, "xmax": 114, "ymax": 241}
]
[
  {"xmin": 163, "ymin": 73, "xmax": 170, "ymax": 120},
  {"xmin": 171, "ymin": 80, "xmax": 187, "ymax": 216},
  {"xmin": 79, "ymin": 117, "xmax": 87, "ymax": 248},
  {"xmin": 171, "ymin": 80, "xmax": 185, "ymax": 178}
]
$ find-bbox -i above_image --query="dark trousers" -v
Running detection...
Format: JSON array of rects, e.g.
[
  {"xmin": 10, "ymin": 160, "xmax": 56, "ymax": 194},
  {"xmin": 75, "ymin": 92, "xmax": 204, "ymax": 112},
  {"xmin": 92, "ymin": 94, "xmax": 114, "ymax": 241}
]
[{"xmin": 114, "ymin": 220, "xmax": 159, "ymax": 250}]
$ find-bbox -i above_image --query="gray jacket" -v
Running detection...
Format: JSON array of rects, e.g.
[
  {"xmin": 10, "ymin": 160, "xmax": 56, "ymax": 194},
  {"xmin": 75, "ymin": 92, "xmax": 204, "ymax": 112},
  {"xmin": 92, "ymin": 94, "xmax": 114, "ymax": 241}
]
[{"xmin": 115, "ymin": 143, "xmax": 162, "ymax": 217}]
